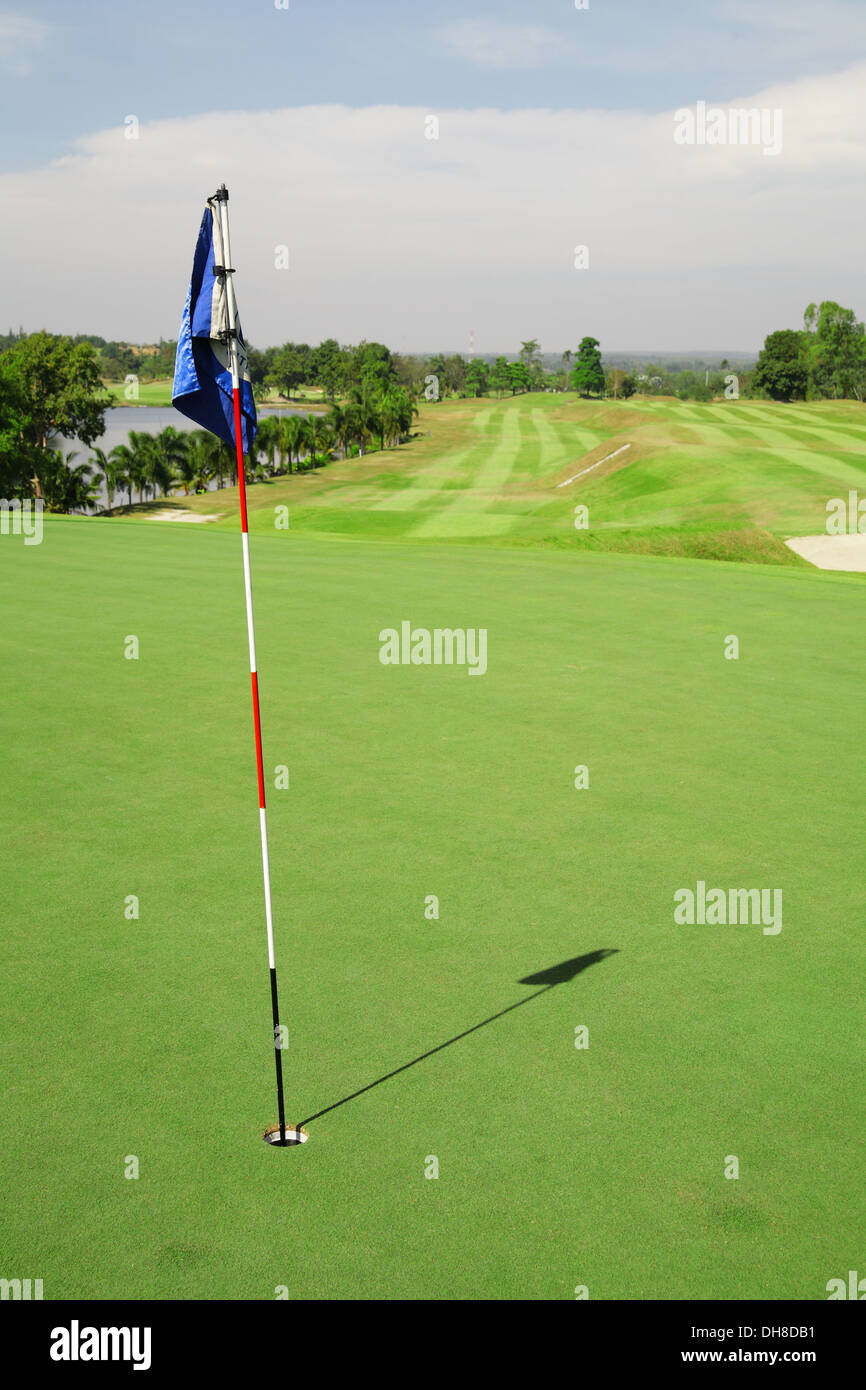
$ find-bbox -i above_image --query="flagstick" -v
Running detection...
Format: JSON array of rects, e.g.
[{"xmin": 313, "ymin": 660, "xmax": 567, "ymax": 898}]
[{"xmin": 214, "ymin": 185, "xmax": 288, "ymax": 1145}]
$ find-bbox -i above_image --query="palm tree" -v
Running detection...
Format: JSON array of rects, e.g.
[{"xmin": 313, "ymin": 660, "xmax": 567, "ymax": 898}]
[
  {"xmin": 222, "ymin": 444, "xmax": 239, "ymax": 494},
  {"xmin": 172, "ymin": 452, "xmax": 198, "ymax": 495},
  {"xmin": 315, "ymin": 419, "xmax": 336, "ymax": 465},
  {"xmin": 186, "ymin": 432, "xmax": 215, "ymax": 494},
  {"xmin": 255, "ymin": 415, "xmax": 281, "ymax": 476},
  {"xmin": 127, "ymin": 430, "xmax": 156, "ymax": 502},
  {"xmin": 188, "ymin": 429, "xmax": 227, "ymax": 489},
  {"xmin": 149, "ymin": 427, "xmax": 189, "ymax": 497},
  {"xmin": 68, "ymin": 460, "xmax": 104, "ymax": 513},
  {"xmin": 335, "ymin": 405, "xmax": 355, "ymax": 458},
  {"xmin": 48, "ymin": 451, "xmax": 103, "ymax": 513},
  {"xmin": 301, "ymin": 414, "xmax": 324, "ymax": 469},
  {"xmin": 108, "ymin": 443, "xmax": 135, "ymax": 507},
  {"xmin": 325, "ymin": 403, "xmax": 349, "ymax": 458},
  {"xmin": 357, "ymin": 402, "xmax": 377, "ymax": 456},
  {"xmin": 279, "ymin": 414, "xmax": 303, "ymax": 473},
  {"xmin": 394, "ymin": 387, "xmax": 418, "ymax": 442},
  {"xmin": 90, "ymin": 447, "xmax": 121, "ymax": 512},
  {"xmin": 297, "ymin": 416, "xmax": 313, "ymax": 470},
  {"xmin": 346, "ymin": 386, "xmax": 378, "ymax": 454},
  {"xmin": 379, "ymin": 392, "xmax": 404, "ymax": 449}
]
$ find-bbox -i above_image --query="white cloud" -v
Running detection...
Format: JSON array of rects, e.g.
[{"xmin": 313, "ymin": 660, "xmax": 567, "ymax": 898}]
[
  {"xmin": 0, "ymin": 12, "xmax": 47, "ymax": 59},
  {"xmin": 1, "ymin": 64, "xmax": 864, "ymax": 351},
  {"xmin": 437, "ymin": 20, "xmax": 566, "ymax": 70}
]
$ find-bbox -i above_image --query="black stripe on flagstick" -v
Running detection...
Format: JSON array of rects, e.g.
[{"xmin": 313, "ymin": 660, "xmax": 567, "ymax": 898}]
[{"xmin": 270, "ymin": 966, "xmax": 287, "ymax": 1143}]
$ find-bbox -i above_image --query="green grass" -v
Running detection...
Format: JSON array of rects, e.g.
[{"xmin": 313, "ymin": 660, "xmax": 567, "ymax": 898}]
[
  {"xmin": 104, "ymin": 379, "xmax": 326, "ymax": 409},
  {"xmin": 104, "ymin": 379, "xmax": 177, "ymax": 407},
  {"xmin": 120, "ymin": 393, "xmax": 866, "ymax": 566},
  {"xmin": 1, "ymin": 515, "xmax": 864, "ymax": 1299}
]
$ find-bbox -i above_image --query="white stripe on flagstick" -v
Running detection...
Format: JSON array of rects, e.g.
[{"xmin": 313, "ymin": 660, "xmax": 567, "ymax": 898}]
[
  {"xmin": 556, "ymin": 443, "xmax": 631, "ymax": 487},
  {"xmin": 259, "ymin": 807, "xmax": 276, "ymax": 969}
]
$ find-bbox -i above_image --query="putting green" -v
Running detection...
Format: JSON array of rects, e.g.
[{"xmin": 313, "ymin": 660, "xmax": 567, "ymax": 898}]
[{"xmin": 1, "ymin": 515, "xmax": 864, "ymax": 1299}]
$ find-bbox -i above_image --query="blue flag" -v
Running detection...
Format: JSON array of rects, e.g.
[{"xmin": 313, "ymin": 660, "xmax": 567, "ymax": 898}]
[{"xmin": 172, "ymin": 197, "xmax": 257, "ymax": 453}]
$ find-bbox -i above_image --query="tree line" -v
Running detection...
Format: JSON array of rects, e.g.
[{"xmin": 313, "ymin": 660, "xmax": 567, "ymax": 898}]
[
  {"xmin": 1, "ymin": 300, "xmax": 863, "ymax": 508},
  {"xmin": 0, "ymin": 330, "xmax": 419, "ymax": 510},
  {"xmin": 752, "ymin": 301, "xmax": 866, "ymax": 402}
]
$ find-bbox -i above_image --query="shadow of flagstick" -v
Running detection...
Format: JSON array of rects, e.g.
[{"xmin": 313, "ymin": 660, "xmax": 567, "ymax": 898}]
[{"xmin": 299, "ymin": 948, "xmax": 618, "ymax": 1128}]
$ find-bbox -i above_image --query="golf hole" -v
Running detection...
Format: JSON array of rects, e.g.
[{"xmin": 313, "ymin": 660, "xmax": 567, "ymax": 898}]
[{"xmin": 263, "ymin": 1124, "xmax": 309, "ymax": 1147}]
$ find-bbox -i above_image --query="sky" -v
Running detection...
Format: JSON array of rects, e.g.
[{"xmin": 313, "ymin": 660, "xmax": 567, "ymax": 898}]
[{"xmin": 0, "ymin": 0, "xmax": 863, "ymax": 353}]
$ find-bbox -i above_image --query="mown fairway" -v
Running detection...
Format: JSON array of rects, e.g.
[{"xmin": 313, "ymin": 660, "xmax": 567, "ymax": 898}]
[
  {"xmin": 1, "ymin": 510, "xmax": 864, "ymax": 1299},
  {"xmin": 120, "ymin": 393, "xmax": 866, "ymax": 566}
]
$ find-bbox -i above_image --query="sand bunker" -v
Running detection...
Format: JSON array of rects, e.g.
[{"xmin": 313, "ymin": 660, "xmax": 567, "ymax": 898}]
[
  {"xmin": 785, "ymin": 535, "xmax": 866, "ymax": 572},
  {"xmin": 145, "ymin": 510, "xmax": 221, "ymax": 523}
]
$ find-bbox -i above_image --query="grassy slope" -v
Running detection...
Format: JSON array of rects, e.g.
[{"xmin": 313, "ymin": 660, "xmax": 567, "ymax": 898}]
[
  {"xmin": 116, "ymin": 394, "xmax": 866, "ymax": 567},
  {"xmin": 1, "ymin": 516, "xmax": 864, "ymax": 1299}
]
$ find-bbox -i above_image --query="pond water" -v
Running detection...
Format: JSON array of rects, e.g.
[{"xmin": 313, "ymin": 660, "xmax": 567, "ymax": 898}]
[{"xmin": 58, "ymin": 405, "xmax": 310, "ymax": 508}]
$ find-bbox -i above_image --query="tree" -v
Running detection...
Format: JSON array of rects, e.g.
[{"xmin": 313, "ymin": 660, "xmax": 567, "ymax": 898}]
[
  {"xmin": 279, "ymin": 414, "xmax": 303, "ymax": 472},
  {"xmin": 393, "ymin": 353, "xmax": 427, "ymax": 397},
  {"xmin": 0, "ymin": 351, "xmax": 42, "ymax": 499},
  {"xmin": 172, "ymin": 448, "xmax": 198, "ymax": 495},
  {"xmin": 347, "ymin": 390, "xmax": 380, "ymax": 453},
  {"xmin": 40, "ymin": 450, "xmax": 103, "ymax": 514},
  {"xmin": 606, "ymin": 368, "xmax": 627, "ymax": 399},
  {"xmin": 124, "ymin": 432, "xmax": 154, "ymax": 502},
  {"xmin": 90, "ymin": 446, "xmax": 123, "ymax": 510},
  {"xmin": 309, "ymin": 338, "xmax": 341, "ymax": 397},
  {"xmin": 519, "ymin": 340, "xmax": 540, "ymax": 367},
  {"xmin": 509, "ymin": 361, "xmax": 531, "ymax": 395},
  {"xmin": 300, "ymin": 415, "xmax": 319, "ymax": 469},
  {"xmin": 267, "ymin": 343, "xmax": 308, "ymax": 399},
  {"xmin": 444, "ymin": 354, "xmax": 467, "ymax": 397},
  {"xmin": 621, "ymin": 374, "xmax": 638, "ymax": 398},
  {"xmin": 571, "ymin": 337, "xmax": 605, "ymax": 397},
  {"xmin": 149, "ymin": 427, "xmax": 188, "ymax": 496},
  {"xmin": 1, "ymin": 332, "xmax": 112, "ymax": 497},
  {"xmin": 108, "ymin": 443, "xmax": 136, "ymax": 506},
  {"xmin": 314, "ymin": 417, "xmax": 335, "ymax": 464},
  {"xmin": 379, "ymin": 387, "xmax": 416, "ymax": 447},
  {"xmin": 324, "ymin": 403, "xmax": 350, "ymax": 458},
  {"xmin": 353, "ymin": 341, "xmax": 395, "ymax": 395},
  {"xmin": 803, "ymin": 301, "xmax": 866, "ymax": 399},
  {"xmin": 186, "ymin": 432, "xmax": 216, "ymax": 493},
  {"xmin": 752, "ymin": 329, "xmax": 807, "ymax": 402},
  {"xmin": 425, "ymin": 353, "xmax": 447, "ymax": 399},
  {"xmin": 254, "ymin": 415, "xmax": 281, "ymax": 475},
  {"xmin": 489, "ymin": 356, "xmax": 511, "ymax": 398},
  {"xmin": 465, "ymin": 359, "xmax": 489, "ymax": 398}
]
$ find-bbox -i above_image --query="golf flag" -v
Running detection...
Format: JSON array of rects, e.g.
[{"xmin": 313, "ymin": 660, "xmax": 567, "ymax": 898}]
[
  {"xmin": 180, "ymin": 185, "xmax": 298, "ymax": 1145},
  {"xmin": 172, "ymin": 197, "xmax": 257, "ymax": 452}
]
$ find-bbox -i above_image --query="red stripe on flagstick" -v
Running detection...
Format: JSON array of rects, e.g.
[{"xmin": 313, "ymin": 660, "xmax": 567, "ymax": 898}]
[{"xmin": 250, "ymin": 672, "xmax": 267, "ymax": 810}]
